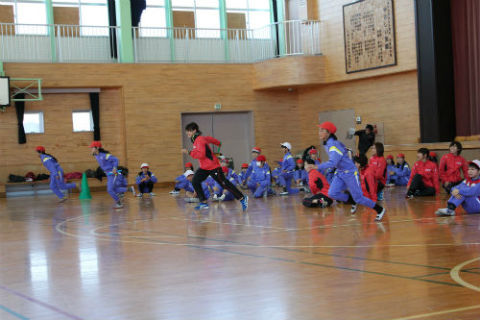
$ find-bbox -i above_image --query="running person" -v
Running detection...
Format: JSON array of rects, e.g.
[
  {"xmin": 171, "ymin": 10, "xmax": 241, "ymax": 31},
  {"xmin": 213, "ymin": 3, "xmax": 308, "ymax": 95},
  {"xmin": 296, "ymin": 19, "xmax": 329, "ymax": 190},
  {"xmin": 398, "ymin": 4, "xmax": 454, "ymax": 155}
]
[
  {"xmin": 181, "ymin": 122, "xmax": 248, "ymax": 211},
  {"xmin": 36, "ymin": 146, "xmax": 76, "ymax": 202},
  {"xmin": 317, "ymin": 122, "xmax": 386, "ymax": 221},
  {"xmin": 90, "ymin": 141, "xmax": 127, "ymax": 208}
]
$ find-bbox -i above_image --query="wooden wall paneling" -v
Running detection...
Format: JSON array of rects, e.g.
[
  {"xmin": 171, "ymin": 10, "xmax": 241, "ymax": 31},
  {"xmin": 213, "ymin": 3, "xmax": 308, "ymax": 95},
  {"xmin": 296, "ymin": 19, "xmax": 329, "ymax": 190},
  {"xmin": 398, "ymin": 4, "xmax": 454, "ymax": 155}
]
[
  {"xmin": 0, "ymin": 5, "xmax": 14, "ymax": 35},
  {"xmin": 227, "ymin": 12, "xmax": 246, "ymax": 39},
  {"xmin": 173, "ymin": 11, "xmax": 195, "ymax": 39}
]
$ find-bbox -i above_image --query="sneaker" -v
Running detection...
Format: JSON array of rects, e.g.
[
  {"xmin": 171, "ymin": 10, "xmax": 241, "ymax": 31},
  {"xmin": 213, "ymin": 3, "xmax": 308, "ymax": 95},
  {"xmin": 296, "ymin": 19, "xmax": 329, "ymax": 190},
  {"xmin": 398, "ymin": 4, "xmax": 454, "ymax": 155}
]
[
  {"xmin": 435, "ymin": 208, "xmax": 455, "ymax": 216},
  {"xmin": 136, "ymin": 193, "xmax": 143, "ymax": 198},
  {"xmin": 194, "ymin": 203, "xmax": 209, "ymax": 210},
  {"xmin": 213, "ymin": 194, "xmax": 219, "ymax": 201},
  {"xmin": 115, "ymin": 201, "xmax": 124, "ymax": 209},
  {"xmin": 150, "ymin": 192, "xmax": 156, "ymax": 196},
  {"xmin": 377, "ymin": 190, "xmax": 384, "ymax": 201},
  {"xmin": 350, "ymin": 204, "xmax": 358, "ymax": 214},
  {"xmin": 319, "ymin": 198, "xmax": 328, "ymax": 208},
  {"xmin": 279, "ymin": 191, "xmax": 289, "ymax": 196},
  {"xmin": 218, "ymin": 194, "xmax": 226, "ymax": 201},
  {"xmin": 240, "ymin": 195, "xmax": 249, "ymax": 212},
  {"xmin": 386, "ymin": 183, "xmax": 395, "ymax": 187},
  {"xmin": 130, "ymin": 186, "xmax": 136, "ymax": 196},
  {"xmin": 375, "ymin": 207, "xmax": 386, "ymax": 221},
  {"xmin": 406, "ymin": 194, "xmax": 414, "ymax": 199},
  {"xmin": 169, "ymin": 190, "xmax": 180, "ymax": 195},
  {"xmin": 58, "ymin": 197, "xmax": 68, "ymax": 203}
]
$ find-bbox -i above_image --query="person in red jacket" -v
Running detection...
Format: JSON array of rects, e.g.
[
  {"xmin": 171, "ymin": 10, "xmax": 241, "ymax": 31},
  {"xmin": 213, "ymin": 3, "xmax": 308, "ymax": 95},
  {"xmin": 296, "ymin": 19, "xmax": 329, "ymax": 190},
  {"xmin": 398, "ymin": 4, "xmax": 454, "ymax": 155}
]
[
  {"xmin": 406, "ymin": 148, "xmax": 440, "ymax": 198},
  {"xmin": 182, "ymin": 122, "xmax": 248, "ymax": 211},
  {"xmin": 439, "ymin": 141, "xmax": 468, "ymax": 194},
  {"xmin": 368, "ymin": 142, "xmax": 387, "ymax": 200},
  {"xmin": 302, "ymin": 159, "xmax": 333, "ymax": 208},
  {"xmin": 354, "ymin": 153, "xmax": 377, "ymax": 202}
]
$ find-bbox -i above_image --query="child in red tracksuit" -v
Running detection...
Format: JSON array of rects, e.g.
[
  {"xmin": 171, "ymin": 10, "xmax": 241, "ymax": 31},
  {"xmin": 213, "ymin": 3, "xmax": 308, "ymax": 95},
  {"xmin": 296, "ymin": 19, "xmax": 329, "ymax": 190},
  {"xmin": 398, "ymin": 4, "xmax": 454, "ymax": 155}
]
[
  {"xmin": 368, "ymin": 142, "xmax": 387, "ymax": 201},
  {"xmin": 354, "ymin": 154, "xmax": 377, "ymax": 201},
  {"xmin": 406, "ymin": 148, "xmax": 440, "ymax": 198},
  {"xmin": 302, "ymin": 159, "xmax": 333, "ymax": 208},
  {"xmin": 439, "ymin": 141, "xmax": 468, "ymax": 194},
  {"xmin": 182, "ymin": 122, "xmax": 248, "ymax": 211}
]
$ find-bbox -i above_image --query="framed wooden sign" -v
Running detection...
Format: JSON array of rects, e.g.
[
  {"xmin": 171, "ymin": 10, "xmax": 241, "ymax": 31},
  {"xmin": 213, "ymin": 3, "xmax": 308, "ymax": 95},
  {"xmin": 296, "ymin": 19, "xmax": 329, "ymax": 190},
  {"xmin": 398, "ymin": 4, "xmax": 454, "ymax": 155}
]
[{"xmin": 343, "ymin": 0, "xmax": 396, "ymax": 73}]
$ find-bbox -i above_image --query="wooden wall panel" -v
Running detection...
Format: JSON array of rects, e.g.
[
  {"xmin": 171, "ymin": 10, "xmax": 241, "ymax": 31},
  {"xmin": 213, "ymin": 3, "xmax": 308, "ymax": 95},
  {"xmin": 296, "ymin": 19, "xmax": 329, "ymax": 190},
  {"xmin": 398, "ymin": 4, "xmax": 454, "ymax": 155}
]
[
  {"xmin": 0, "ymin": 5, "xmax": 14, "ymax": 35},
  {"xmin": 53, "ymin": 6, "xmax": 79, "ymax": 25},
  {"xmin": 298, "ymin": 71, "xmax": 420, "ymax": 146},
  {"xmin": 3, "ymin": 63, "xmax": 299, "ymax": 184},
  {"xmin": 0, "ymin": 89, "xmax": 124, "ymax": 184}
]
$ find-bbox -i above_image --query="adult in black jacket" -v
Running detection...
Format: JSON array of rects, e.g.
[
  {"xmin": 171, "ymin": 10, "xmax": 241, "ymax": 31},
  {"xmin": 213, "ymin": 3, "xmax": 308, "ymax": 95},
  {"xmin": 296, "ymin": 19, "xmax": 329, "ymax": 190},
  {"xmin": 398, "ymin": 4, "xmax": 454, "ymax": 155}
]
[{"xmin": 355, "ymin": 124, "xmax": 375, "ymax": 156}]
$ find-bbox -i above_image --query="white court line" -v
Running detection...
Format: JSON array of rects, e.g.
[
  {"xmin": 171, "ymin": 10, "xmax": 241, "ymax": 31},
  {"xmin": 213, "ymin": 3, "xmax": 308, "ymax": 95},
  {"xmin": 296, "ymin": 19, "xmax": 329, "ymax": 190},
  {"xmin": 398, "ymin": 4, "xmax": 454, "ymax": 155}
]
[
  {"xmin": 450, "ymin": 257, "xmax": 480, "ymax": 292},
  {"xmin": 387, "ymin": 304, "xmax": 480, "ymax": 320},
  {"xmin": 56, "ymin": 216, "xmax": 480, "ymax": 248}
]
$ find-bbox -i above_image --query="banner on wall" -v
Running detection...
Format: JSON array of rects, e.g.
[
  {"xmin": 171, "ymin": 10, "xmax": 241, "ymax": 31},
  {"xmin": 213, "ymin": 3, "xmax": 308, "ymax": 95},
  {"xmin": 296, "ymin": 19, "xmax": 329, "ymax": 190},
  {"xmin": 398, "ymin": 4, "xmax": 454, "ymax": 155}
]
[{"xmin": 343, "ymin": 0, "xmax": 397, "ymax": 73}]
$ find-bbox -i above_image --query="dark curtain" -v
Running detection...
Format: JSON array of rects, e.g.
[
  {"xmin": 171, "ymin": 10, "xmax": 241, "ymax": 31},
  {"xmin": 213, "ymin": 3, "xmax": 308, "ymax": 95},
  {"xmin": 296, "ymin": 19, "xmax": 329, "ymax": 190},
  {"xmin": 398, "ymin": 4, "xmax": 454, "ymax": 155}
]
[
  {"xmin": 90, "ymin": 93, "xmax": 101, "ymax": 141},
  {"xmin": 131, "ymin": 0, "xmax": 146, "ymax": 27},
  {"xmin": 14, "ymin": 93, "xmax": 26, "ymax": 144},
  {"xmin": 451, "ymin": 0, "xmax": 480, "ymax": 136},
  {"xmin": 108, "ymin": 0, "xmax": 117, "ymax": 59}
]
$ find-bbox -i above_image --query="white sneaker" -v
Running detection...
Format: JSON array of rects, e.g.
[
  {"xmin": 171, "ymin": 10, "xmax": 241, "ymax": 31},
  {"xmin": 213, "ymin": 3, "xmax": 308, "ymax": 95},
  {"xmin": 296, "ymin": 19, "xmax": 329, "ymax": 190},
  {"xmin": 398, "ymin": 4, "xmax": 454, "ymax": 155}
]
[
  {"xmin": 136, "ymin": 193, "xmax": 143, "ymax": 198},
  {"xmin": 169, "ymin": 190, "xmax": 180, "ymax": 195},
  {"xmin": 218, "ymin": 194, "xmax": 226, "ymax": 201},
  {"xmin": 213, "ymin": 194, "xmax": 219, "ymax": 200},
  {"xmin": 279, "ymin": 191, "xmax": 289, "ymax": 196},
  {"xmin": 435, "ymin": 208, "xmax": 455, "ymax": 216},
  {"xmin": 130, "ymin": 186, "xmax": 136, "ymax": 196},
  {"xmin": 375, "ymin": 208, "xmax": 386, "ymax": 221},
  {"xmin": 150, "ymin": 192, "xmax": 156, "ymax": 196},
  {"xmin": 350, "ymin": 204, "xmax": 358, "ymax": 214},
  {"xmin": 115, "ymin": 201, "xmax": 124, "ymax": 209}
]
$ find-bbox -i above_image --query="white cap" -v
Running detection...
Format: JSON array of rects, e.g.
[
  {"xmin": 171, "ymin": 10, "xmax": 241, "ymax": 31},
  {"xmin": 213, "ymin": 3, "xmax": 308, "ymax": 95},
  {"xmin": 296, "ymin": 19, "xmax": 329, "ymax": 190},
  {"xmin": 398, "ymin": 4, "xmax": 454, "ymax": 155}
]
[
  {"xmin": 184, "ymin": 170, "xmax": 195, "ymax": 177},
  {"xmin": 281, "ymin": 142, "xmax": 292, "ymax": 150},
  {"xmin": 140, "ymin": 163, "xmax": 149, "ymax": 168},
  {"xmin": 470, "ymin": 160, "xmax": 480, "ymax": 169}
]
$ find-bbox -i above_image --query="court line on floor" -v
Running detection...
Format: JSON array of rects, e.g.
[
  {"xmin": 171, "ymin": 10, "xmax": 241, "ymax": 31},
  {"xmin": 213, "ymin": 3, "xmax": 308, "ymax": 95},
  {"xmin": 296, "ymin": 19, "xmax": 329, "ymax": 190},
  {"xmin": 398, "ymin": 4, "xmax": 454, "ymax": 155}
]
[
  {"xmin": 386, "ymin": 304, "xmax": 480, "ymax": 320},
  {"xmin": 0, "ymin": 285, "xmax": 83, "ymax": 320},
  {"xmin": 450, "ymin": 257, "xmax": 480, "ymax": 292},
  {"xmin": 0, "ymin": 305, "xmax": 29, "ymax": 320}
]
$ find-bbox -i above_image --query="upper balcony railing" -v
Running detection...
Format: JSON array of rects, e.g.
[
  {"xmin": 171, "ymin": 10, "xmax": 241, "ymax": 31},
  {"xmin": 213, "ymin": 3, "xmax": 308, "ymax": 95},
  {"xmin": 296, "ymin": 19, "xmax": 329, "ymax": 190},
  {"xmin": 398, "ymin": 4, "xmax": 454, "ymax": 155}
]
[{"xmin": 0, "ymin": 20, "xmax": 321, "ymax": 64}]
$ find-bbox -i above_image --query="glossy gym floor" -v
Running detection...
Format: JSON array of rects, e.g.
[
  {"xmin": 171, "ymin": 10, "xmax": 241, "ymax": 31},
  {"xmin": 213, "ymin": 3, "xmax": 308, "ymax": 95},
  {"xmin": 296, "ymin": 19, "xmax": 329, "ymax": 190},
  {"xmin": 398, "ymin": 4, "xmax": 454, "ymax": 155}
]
[{"xmin": 1, "ymin": 187, "xmax": 479, "ymax": 320}]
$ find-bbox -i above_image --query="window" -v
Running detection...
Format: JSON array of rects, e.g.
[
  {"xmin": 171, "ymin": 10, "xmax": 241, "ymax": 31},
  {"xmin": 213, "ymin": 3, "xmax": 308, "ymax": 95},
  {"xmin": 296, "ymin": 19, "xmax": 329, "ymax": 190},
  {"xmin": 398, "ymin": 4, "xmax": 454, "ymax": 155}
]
[
  {"xmin": 226, "ymin": 0, "xmax": 271, "ymax": 32},
  {"xmin": 0, "ymin": 0, "xmax": 48, "ymax": 35},
  {"xmin": 139, "ymin": 2, "xmax": 167, "ymax": 37},
  {"xmin": 72, "ymin": 110, "xmax": 93, "ymax": 132},
  {"xmin": 23, "ymin": 112, "xmax": 44, "ymax": 134},
  {"xmin": 172, "ymin": 0, "xmax": 220, "ymax": 38}
]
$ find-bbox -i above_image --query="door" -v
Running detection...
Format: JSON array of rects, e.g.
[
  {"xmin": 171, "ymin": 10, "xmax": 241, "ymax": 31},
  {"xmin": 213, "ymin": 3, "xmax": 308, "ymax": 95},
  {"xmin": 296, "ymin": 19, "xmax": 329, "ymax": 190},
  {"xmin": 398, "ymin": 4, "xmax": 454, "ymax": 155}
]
[{"xmin": 181, "ymin": 112, "xmax": 254, "ymax": 170}]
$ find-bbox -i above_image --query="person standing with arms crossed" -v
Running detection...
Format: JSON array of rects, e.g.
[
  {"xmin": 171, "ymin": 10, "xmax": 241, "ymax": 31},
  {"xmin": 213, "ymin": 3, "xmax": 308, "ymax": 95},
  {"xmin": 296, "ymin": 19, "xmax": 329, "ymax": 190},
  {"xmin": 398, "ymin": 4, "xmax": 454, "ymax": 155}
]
[{"xmin": 181, "ymin": 122, "xmax": 248, "ymax": 211}]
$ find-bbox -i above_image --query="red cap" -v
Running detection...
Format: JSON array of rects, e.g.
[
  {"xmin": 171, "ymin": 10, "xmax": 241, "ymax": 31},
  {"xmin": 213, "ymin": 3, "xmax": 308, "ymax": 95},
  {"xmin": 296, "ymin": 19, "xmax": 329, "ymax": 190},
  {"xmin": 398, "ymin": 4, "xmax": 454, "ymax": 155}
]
[
  {"xmin": 308, "ymin": 149, "xmax": 317, "ymax": 155},
  {"xmin": 318, "ymin": 121, "xmax": 337, "ymax": 134},
  {"xmin": 256, "ymin": 155, "xmax": 266, "ymax": 162},
  {"xmin": 387, "ymin": 155, "xmax": 394, "ymax": 160},
  {"xmin": 397, "ymin": 153, "xmax": 405, "ymax": 158},
  {"xmin": 429, "ymin": 151, "xmax": 437, "ymax": 157},
  {"xmin": 296, "ymin": 158, "xmax": 303, "ymax": 164},
  {"xmin": 185, "ymin": 162, "xmax": 193, "ymax": 168},
  {"xmin": 35, "ymin": 146, "xmax": 45, "ymax": 153},
  {"xmin": 89, "ymin": 141, "xmax": 102, "ymax": 148},
  {"xmin": 252, "ymin": 147, "xmax": 261, "ymax": 153},
  {"xmin": 222, "ymin": 166, "xmax": 229, "ymax": 174},
  {"xmin": 241, "ymin": 163, "xmax": 249, "ymax": 169}
]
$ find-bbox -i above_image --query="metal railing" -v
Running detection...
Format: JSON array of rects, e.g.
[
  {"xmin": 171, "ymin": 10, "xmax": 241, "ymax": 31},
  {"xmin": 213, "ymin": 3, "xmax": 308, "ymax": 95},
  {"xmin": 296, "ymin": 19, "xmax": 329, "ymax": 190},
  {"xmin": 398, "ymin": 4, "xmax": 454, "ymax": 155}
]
[{"xmin": 0, "ymin": 20, "xmax": 321, "ymax": 64}]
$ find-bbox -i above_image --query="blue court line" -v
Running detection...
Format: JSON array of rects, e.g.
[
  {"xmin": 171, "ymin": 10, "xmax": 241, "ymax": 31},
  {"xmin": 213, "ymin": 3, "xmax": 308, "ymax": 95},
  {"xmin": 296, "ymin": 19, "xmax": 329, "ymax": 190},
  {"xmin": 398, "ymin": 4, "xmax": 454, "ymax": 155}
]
[{"xmin": 0, "ymin": 305, "xmax": 29, "ymax": 320}]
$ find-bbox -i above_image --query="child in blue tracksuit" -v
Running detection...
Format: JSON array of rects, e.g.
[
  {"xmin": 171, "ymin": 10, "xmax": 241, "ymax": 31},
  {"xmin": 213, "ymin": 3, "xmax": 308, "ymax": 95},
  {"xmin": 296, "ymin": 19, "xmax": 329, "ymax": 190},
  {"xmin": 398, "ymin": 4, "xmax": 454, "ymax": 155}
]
[
  {"xmin": 389, "ymin": 153, "xmax": 411, "ymax": 186},
  {"xmin": 135, "ymin": 163, "xmax": 158, "ymax": 197},
  {"xmin": 317, "ymin": 122, "xmax": 386, "ymax": 221},
  {"xmin": 247, "ymin": 155, "xmax": 272, "ymax": 198},
  {"xmin": 237, "ymin": 163, "xmax": 249, "ymax": 185},
  {"xmin": 436, "ymin": 160, "xmax": 480, "ymax": 216},
  {"xmin": 182, "ymin": 170, "xmax": 211, "ymax": 201},
  {"xmin": 279, "ymin": 142, "xmax": 299, "ymax": 195},
  {"xmin": 36, "ymin": 146, "xmax": 76, "ymax": 202},
  {"xmin": 272, "ymin": 161, "xmax": 282, "ymax": 186},
  {"xmin": 294, "ymin": 158, "xmax": 309, "ymax": 191},
  {"xmin": 244, "ymin": 147, "xmax": 262, "ymax": 183},
  {"xmin": 90, "ymin": 141, "xmax": 127, "ymax": 208},
  {"xmin": 213, "ymin": 166, "xmax": 239, "ymax": 201}
]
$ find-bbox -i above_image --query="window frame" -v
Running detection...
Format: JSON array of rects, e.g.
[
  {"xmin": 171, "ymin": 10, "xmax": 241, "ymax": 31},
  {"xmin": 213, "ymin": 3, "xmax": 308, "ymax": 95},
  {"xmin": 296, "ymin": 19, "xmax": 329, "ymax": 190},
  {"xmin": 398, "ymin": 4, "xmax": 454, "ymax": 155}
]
[{"xmin": 72, "ymin": 109, "xmax": 94, "ymax": 133}]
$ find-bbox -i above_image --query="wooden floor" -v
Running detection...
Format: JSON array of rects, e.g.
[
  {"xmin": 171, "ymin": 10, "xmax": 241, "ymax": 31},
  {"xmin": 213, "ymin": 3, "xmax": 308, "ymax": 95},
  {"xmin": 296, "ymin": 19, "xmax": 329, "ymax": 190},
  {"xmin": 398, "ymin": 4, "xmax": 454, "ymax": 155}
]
[{"xmin": 1, "ymin": 187, "xmax": 479, "ymax": 320}]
